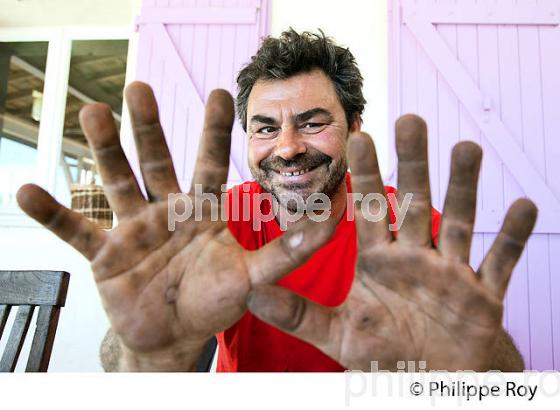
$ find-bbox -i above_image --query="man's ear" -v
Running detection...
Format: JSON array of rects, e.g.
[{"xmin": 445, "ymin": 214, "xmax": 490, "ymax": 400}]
[{"xmin": 349, "ymin": 113, "xmax": 362, "ymax": 133}]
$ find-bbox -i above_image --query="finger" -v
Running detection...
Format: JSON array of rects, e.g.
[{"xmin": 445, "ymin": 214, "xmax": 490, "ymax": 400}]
[
  {"xmin": 79, "ymin": 103, "xmax": 145, "ymax": 218},
  {"xmin": 247, "ymin": 285, "xmax": 336, "ymax": 355},
  {"xmin": 438, "ymin": 142, "xmax": 482, "ymax": 263},
  {"xmin": 395, "ymin": 114, "xmax": 432, "ymax": 246},
  {"xmin": 126, "ymin": 82, "xmax": 181, "ymax": 201},
  {"xmin": 244, "ymin": 218, "xmax": 336, "ymax": 286},
  {"xmin": 478, "ymin": 199, "xmax": 537, "ymax": 299},
  {"xmin": 348, "ymin": 132, "xmax": 392, "ymax": 248},
  {"xmin": 17, "ymin": 184, "xmax": 106, "ymax": 260},
  {"xmin": 189, "ymin": 89, "xmax": 234, "ymax": 196}
]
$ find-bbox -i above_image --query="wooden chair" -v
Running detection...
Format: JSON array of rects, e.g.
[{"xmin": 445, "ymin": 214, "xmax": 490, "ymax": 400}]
[
  {"xmin": 195, "ymin": 336, "xmax": 217, "ymax": 372},
  {"xmin": 0, "ymin": 271, "xmax": 70, "ymax": 372}
]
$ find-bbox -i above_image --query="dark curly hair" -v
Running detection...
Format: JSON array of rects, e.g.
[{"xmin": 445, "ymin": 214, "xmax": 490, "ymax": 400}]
[{"xmin": 236, "ymin": 28, "xmax": 366, "ymax": 131}]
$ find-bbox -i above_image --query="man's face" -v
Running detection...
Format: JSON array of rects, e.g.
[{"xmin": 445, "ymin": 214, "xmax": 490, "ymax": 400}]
[{"xmin": 246, "ymin": 69, "xmax": 352, "ymax": 210}]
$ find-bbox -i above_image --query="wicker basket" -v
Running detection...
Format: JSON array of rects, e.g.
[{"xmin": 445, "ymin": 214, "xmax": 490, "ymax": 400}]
[{"xmin": 70, "ymin": 184, "xmax": 113, "ymax": 229}]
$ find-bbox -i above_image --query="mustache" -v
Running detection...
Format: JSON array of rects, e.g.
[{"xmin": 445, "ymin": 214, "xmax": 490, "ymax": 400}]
[{"xmin": 260, "ymin": 152, "xmax": 332, "ymax": 172}]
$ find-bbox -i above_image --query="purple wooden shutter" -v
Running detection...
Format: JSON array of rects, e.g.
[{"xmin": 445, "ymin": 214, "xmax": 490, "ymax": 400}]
[
  {"xmin": 389, "ymin": 0, "xmax": 560, "ymax": 370},
  {"xmin": 127, "ymin": 0, "xmax": 270, "ymax": 190}
]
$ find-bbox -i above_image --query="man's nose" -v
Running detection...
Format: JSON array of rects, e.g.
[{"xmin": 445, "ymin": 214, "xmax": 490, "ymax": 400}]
[{"xmin": 273, "ymin": 127, "xmax": 306, "ymax": 161}]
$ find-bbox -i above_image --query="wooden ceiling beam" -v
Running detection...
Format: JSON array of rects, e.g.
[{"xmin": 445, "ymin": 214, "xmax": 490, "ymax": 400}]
[
  {"xmin": 11, "ymin": 56, "xmax": 122, "ymax": 121},
  {"xmin": 68, "ymin": 67, "xmax": 122, "ymax": 115},
  {"xmin": 91, "ymin": 68, "xmax": 126, "ymax": 82},
  {"xmin": 9, "ymin": 71, "xmax": 35, "ymax": 82},
  {"xmin": 71, "ymin": 55, "xmax": 122, "ymax": 68},
  {"xmin": 6, "ymin": 89, "xmax": 33, "ymax": 102}
]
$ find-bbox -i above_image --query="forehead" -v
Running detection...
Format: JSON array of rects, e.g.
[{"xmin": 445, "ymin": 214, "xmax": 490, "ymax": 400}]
[{"xmin": 247, "ymin": 69, "xmax": 342, "ymax": 117}]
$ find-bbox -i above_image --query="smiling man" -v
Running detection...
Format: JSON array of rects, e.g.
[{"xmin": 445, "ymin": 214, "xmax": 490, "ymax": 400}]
[
  {"xmin": 17, "ymin": 29, "xmax": 535, "ymax": 372},
  {"xmin": 246, "ymin": 71, "xmax": 349, "ymax": 211},
  {"xmin": 215, "ymin": 31, "xmax": 441, "ymax": 371}
]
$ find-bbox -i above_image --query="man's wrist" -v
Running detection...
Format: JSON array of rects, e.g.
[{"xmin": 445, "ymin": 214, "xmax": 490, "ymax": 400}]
[
  {"xmin": 119, "ymin": 340, "xmax": 208, "ymax": 372},
  {"xmin": 488, "ymin": 328, "xmax": 525, "ymax": 372}
]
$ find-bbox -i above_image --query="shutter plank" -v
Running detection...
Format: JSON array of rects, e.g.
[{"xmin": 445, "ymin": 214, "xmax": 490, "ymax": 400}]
[
  {"xmin": 416, "ymin": 30, "xmax": 440, "ymax": 209},
  {"xmin": 436, "ymin": 21, "xmax": 459, "ymax": 213},
  {"xmin": 549, "ymin": 236, "xmax": 560, "ymax": 370},
  {"xmin": 527, "ymin": 235, "xmax": 554, "ymax": 370},
  {"xmin": 540, "ymin": 17, "xmax": 560, "ymax": 371},
  {"xmin": 494, "ymin": 7, "xmax": 532, "ymax": 361}
]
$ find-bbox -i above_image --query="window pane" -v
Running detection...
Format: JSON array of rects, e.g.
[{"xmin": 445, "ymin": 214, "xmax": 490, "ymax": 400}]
[
  {"xmin": 55, "ymin": 39, "xmax": 128, "ymax": 220},
  {"xmin": 0, "ymin": 41, "xmax": 48, "ymax": 209}
]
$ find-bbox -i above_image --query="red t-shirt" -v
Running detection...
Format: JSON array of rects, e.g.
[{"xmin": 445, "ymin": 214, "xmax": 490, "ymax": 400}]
[{"xmin": 216, "ymin": 174, "xmax": 441, "ymax": 372}]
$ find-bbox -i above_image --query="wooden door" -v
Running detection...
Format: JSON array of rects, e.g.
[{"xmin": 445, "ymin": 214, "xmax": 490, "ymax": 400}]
[
  {"xmin": 389, "ymin": 0, "xmax": 560, "ymax": 370},
  {"xmin": 126, "ymin": 0, "xmax": 270, "ymax": 190}
]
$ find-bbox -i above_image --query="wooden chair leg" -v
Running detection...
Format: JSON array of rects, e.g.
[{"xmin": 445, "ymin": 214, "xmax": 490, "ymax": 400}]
[{"xmin": 26, "ymin": 306, "xmax": 61, "ymax": 372}]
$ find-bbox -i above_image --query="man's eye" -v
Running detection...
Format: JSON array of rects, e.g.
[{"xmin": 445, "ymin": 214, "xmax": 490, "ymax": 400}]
[
  {"xmin": 256, "ymin": 126, "xmax": 278, "ymax": 135},
  {"xmin": 300, "ymin": 123, "xmax": 326, "ymax": 134}
]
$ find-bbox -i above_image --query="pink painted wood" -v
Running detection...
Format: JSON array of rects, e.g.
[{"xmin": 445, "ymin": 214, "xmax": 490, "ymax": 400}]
[
  {"xmin": 390, "ymin": 0, "xmax": 560, "ymax": 370},
  {"xmin": 135, "ymin": 6, "xmax": 258, "ymax": 25},
  {"xmin": 403, "ymin": 2, "xmax": 560, "ymax": 25},
  {"xmin": 130, "ymin": 0, "xmax": 270, "ymax": 191}
]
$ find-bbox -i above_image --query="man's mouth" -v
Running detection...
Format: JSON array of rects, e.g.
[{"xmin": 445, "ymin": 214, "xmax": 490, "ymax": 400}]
[
  {"xmin": 273, "ymin": 164, "xmax": 324, "ymax": 178},
  {"xmin": 267, "ymin": 164, "xmax": 326, "ymax": 187},
  {"xmin": 279, "ymin": 167, "xmax": 313, "ymax": 177}
]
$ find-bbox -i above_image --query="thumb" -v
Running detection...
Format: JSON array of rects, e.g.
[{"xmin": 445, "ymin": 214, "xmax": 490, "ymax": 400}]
[
  {"xmin": 247, "ymin": 284, "xmax": 335, "ymax": 355},
  {"xmin": 243, "ymin": 217, "xmax": 336, "ymax": 286}
]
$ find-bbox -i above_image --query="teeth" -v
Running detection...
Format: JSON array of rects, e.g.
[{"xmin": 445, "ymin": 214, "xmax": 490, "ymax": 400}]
[{"xmin": 280, "ymin": 168, "xmax": 311, "ymax": 177}]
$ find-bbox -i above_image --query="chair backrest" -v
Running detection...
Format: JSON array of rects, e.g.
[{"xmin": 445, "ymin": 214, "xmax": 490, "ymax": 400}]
[
  {"xmin": 195, "ymin": 336, "xmax": 217, "ymax": 372},
  {"xmin": 0, "ymin": 271, "xmax": 70, "ymax": 372}
]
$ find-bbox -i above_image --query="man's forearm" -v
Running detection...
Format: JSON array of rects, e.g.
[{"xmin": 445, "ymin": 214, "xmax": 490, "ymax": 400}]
[
  {"xmin": 488, "ymin": 328, "xmax": 525, "ymax": 372},
  {"xmin": 99, "ymin": 328, "xmax": 207, "ymax": 372},
  {"xmin": 100, "ymin": 329, "xmax": 122, "ymax": 372}
]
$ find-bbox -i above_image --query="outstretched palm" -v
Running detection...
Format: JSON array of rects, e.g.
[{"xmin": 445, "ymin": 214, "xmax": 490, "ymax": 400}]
[
  {"xmin": 17, "ymin": 83, "xmax": 333, "ymax": 370},
  {"xmin": 248, "ymin": 115, "xmax": 537, "ymax": 371}
]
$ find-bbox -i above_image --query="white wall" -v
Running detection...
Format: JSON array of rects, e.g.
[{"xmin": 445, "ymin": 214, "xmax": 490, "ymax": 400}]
[
  {"xmin": 0, "ymin": 0, "xmax": 389, "ymax": 371},
  {"xmin": 270, "ymin": 0, "xmax": 390, "ymax": 174},
  {"xmin": 0, "ymin": 0, "xmax": 139, "ymax": 27}
]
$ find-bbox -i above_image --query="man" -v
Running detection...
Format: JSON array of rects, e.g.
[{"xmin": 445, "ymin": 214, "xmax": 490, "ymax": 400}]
[{"xmin": 17, "ymin": 29, "xmax": 535, "ymax": 372}]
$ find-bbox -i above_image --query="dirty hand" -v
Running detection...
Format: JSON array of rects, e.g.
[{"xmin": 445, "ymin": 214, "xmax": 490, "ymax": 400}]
[
  {"xmin": 17, "ymin": 82, "xmax": 334, "ymax": 371},
  {"xmin": 247, "ymin": 115, "xmax": 537, "ymax": 371}
]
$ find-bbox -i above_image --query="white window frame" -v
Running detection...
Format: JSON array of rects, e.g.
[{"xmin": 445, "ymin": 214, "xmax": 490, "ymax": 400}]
[{"xmin": 0, "ymin": 26, "xmax": 137, "ymax": 227}]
